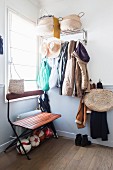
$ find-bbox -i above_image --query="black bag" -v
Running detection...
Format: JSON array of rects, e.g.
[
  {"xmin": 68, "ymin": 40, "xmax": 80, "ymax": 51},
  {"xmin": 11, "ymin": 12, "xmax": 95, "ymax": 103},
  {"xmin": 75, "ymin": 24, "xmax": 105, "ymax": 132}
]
[
  {"xmin": 38, "ymin": 93, "xmax": 51, "ymax": 113},
  {"xmin": 0, "ymin": 36, "xmax": 3, "ymax": 54}
]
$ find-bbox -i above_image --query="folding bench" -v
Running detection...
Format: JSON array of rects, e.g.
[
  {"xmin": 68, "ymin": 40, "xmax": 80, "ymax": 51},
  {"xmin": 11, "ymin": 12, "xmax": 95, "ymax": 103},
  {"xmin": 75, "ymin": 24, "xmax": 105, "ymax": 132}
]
[{"xmin": 5, "ymin": 90, "xmax": 61, "ymax": 160}]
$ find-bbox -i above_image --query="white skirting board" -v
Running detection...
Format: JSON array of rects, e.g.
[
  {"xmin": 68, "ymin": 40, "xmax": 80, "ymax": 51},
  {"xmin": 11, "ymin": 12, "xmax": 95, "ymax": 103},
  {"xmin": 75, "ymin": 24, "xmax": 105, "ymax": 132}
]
[
  {"xmin": 1, "ymin": 130, "xmax": 113, "ymax": 153},
  {"xmin": 57, "ymin": 130, "xmax": 113, "ymax": 148},
  {"xmin": 0, "ymin": 139, "xmax": 15, "ymax": 153}
]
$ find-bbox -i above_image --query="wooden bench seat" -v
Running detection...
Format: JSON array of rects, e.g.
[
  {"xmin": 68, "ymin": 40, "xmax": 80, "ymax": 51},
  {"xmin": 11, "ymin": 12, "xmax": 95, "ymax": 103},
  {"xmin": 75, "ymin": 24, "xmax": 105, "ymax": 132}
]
[{"xmin": 13, "ymin": 112, "xmax": 61, "ymax": 130}]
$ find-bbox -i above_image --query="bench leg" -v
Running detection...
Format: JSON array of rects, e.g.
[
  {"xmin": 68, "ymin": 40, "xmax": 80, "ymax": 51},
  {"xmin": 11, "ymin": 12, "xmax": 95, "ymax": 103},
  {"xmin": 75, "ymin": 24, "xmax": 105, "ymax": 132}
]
[
  {"xmin": 5, "ymin": 129, "xmax": 29, "ymax": 152},
  {"xmin": 4, "ymin": 139, "xmax": 17, "ymax": 152},
  {"xmin": 5, "ymin": 123, "xmax": 31, "ymax": 160},
  {"xmin": 50, "ymin": 122, "xmax": 58, "ymax": 139}
]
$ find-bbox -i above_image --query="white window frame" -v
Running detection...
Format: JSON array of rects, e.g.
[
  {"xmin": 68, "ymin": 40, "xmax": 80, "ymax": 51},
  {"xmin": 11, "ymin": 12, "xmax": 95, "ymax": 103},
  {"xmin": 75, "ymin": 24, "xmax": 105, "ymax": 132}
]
[{"xmin": 5, "ymin": 8, "xmax": 40, "ymax": 100}]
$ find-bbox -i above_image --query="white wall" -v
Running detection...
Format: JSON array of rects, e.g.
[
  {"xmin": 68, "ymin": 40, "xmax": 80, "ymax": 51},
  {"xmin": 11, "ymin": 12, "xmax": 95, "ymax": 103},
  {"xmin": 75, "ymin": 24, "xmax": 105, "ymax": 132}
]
[
  {"xmin": 0, "ymin": 0, "xmax": 5, "ymax": 84},
  {"xmin": 0, "ymin": 0, "xmax": 39, "ymax": 84},
  {"xmin": 40, "ymin": 0, "xmax": 113, "ymax": 85}
]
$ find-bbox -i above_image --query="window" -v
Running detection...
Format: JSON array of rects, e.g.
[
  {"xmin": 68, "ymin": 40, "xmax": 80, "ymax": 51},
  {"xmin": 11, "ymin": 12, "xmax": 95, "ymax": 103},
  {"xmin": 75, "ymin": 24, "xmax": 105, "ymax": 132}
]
[{"xmin": 7, "ymin": 10, "xmax": 38, "ymax": 91}]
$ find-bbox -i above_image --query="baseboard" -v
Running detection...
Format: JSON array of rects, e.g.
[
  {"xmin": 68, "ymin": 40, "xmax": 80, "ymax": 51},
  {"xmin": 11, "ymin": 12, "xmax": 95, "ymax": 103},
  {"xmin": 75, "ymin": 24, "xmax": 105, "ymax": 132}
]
[
  {"xmin": 57, "ymin": 130, "xmax": 113, "ymax": 147},
  {"xmin": 1, "ymin": 131, "xmax": 113, "ymax": 153},
  {"xmin": 90, "ymin": 138, "xmax": 113, "ymax": 147},
  {"xmin": 57, "ymin": 130, "xmax": 76, "ymax": 139},
  {"xmin": 0, "ymin": 139, "xmax": 14, "ymax": 153}
]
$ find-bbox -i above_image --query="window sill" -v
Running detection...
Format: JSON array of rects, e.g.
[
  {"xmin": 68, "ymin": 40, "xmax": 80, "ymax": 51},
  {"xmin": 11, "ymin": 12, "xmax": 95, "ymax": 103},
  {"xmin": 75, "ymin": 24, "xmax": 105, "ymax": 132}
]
[{"xmin": 5, "ymin": 90, "xmax": 44, "ymax": 103}]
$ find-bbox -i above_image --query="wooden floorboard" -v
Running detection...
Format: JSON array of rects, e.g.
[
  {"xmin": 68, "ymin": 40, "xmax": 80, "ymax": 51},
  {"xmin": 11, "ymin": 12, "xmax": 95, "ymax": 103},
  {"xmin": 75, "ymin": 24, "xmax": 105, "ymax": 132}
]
[{"xmin": 0, "ymin": 137, "xmax": 113, "ymax": 170}]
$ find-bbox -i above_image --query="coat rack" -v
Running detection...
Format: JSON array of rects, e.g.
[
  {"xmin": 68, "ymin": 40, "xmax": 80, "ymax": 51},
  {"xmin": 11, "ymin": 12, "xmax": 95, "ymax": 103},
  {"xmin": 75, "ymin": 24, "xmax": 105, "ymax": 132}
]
[
  {"xmin": 40, "ymin": 29, "xmax": 87, "ymax": 45},
  {"xmin": 60, "ymin": 29, "xmax": 87, "ymax": 45}
]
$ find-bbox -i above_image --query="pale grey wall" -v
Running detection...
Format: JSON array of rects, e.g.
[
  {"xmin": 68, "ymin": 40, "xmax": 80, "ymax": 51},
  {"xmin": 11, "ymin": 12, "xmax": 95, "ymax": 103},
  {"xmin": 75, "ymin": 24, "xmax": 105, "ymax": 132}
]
[
  {"xmin": 48, "ymin": 86, "xmax": 113, "ymax": 148},
  {"xmin": 1, "ymin": 85, "xmax": 113, "ymax": 152}
]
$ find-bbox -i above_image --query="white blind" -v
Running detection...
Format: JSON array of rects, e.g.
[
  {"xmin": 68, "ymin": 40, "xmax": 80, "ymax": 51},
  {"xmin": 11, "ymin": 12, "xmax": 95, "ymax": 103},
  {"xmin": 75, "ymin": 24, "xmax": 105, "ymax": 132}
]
[{"xmin": 8, "ymin": 10, "xmax": 38, "ymax": 90}]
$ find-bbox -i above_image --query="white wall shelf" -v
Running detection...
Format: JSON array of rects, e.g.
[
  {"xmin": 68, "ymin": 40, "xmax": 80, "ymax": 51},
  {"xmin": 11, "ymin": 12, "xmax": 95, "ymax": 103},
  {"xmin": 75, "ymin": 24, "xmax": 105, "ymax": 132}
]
[{"xmin": 40, "ymin": 29, "xmax": 87, "ymax": 45}]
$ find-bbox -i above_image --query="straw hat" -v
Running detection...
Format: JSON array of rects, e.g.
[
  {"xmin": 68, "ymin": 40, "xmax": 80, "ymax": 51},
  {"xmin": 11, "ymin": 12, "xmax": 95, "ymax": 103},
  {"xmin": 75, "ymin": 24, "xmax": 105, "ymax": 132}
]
[
  {"xmin": 84, "ymin": 89, "xmax": 113, "ymax": 112},
  {"xmin": 40, "ymin": 41, "xmax": 49, "ymax": 57},
  {"xmin": 47, "ymin": 39, "xmax": 61, "ymax": 58},
  {"xmin": 40, "ymin": 39, "xmax": 61, "ymax": 58}
]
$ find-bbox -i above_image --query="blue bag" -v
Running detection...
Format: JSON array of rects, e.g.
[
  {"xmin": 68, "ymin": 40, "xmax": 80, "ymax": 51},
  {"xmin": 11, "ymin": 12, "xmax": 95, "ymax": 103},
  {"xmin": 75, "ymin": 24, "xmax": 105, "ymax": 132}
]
[{"xmin": 37, "ymin": 58, "xmax": 51, "ymax": 91}]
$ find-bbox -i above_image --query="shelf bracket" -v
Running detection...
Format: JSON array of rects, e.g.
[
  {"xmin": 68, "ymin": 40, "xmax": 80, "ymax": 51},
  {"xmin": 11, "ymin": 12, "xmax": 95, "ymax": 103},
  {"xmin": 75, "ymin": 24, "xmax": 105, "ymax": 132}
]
[{"xmin": 82, "ymin": 29, "xmax": 87, "ymax": 45}]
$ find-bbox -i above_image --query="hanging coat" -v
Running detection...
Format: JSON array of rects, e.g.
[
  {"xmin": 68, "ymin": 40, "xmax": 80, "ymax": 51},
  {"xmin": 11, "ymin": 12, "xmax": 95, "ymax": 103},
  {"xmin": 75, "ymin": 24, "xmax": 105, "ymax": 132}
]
[
  {"xmin": 57, "ymin": 41, "xmax": 69, "ymax": 95},
  {"xmin": 72, "ymin": 51, "xmax": 90, "ymax": 97},
  {"xmin": 62, "ymin": 40, "xmax": 76, "ymax": 96},
  {"xmin": 75, "ymin": 98, "xmax": 87, "ymax": 128},
  {"xmin": 90, "ymin": 111, "xmax": 109, "ymax": 141}
]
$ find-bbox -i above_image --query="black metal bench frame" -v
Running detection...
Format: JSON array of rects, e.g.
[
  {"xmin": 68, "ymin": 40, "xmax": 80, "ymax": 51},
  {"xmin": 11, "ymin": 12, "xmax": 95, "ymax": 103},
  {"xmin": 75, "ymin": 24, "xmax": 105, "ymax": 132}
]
[{"xmin": 4, "ymin": 90, "xmax": 61, "ymax": 160}]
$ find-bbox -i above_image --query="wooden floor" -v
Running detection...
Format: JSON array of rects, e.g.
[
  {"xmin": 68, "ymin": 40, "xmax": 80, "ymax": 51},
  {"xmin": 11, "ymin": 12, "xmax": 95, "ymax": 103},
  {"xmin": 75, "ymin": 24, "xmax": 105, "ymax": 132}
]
[{"xmin": 0, "ymin": 137, "xmax": 113, "ymax": 170}]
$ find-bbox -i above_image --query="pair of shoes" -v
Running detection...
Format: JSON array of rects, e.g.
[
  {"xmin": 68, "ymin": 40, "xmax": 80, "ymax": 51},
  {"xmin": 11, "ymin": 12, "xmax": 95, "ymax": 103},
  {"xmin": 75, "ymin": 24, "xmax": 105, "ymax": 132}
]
[
  {"xmin": 75, "ymin": 134, "xmax": 91, "ymax": 147},
  {"xmin": 81, "ymin": 134, "xmax": 91, "ymax": 147},
  {"xmin": 75, "ymin": 134, "xmax": 82, "ymax": 146}
]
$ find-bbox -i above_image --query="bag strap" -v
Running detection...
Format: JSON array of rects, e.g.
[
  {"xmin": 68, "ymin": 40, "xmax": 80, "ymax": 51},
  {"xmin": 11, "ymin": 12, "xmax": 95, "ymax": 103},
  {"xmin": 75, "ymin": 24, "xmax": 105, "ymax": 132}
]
[
  {"xmin": 39, "ymin": 9, "xmax": 49, "ymax": 18},
  {"xmin": 78, "ymin": 12, "xmax": 85, "ymax": 18},
  {"xmin": 38, "ymin": 9, "xmax": 53, "ymax": 20},
  {"xmin": 10, "ymin": 58, "xmax": 21, "ymax": 79}
]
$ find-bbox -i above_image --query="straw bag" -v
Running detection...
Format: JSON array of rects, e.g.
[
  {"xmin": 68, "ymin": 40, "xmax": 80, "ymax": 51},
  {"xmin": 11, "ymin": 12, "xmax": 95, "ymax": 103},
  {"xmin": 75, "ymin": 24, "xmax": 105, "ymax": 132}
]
[
  {"xmin": 8, "ymin": 63, "xmax": 24, "ymax": 94},
  {"xmin": 36, "ymin": 9, "xmax": 60, "ymax": 38},
  {"xmin": 9, "ymin": 79, "xmax": 24, "ymax": 94},
  {"xmin": 84, "ymin": 89, "xmax": 113, "ymax": 112},
  {"xmin": 60, "ymin": 12, "xmax": 84, "ymax": 31}
]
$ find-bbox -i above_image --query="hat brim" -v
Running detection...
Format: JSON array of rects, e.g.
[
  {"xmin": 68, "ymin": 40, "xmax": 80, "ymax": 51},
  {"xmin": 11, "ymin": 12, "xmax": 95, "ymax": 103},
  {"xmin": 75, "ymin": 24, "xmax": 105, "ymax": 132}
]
[
  {"xmin": 47, "ymin": 40, "xmax": 61, "ymax": 58},
  {"xmin": 47, "ymin": 49, "xmax": 60, "ymax": 58},
  {"xmin": 84, "ymin": 89, "xmax": 113, "ymax": 112}
]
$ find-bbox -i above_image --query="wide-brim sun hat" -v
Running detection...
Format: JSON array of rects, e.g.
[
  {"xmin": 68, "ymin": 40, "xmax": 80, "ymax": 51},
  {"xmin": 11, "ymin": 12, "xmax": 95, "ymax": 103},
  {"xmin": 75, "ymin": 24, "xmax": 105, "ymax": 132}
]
[
  {"xmin": 40, "ymin": 41, "xmax": 49, "ymax": 57},
  {"xmin": 47, "ymin": 39, "xmax": 61, "ymax": 58},
  {"xmin": 84, "ymin": 89, "xmax": 113, "ymax": 112}
]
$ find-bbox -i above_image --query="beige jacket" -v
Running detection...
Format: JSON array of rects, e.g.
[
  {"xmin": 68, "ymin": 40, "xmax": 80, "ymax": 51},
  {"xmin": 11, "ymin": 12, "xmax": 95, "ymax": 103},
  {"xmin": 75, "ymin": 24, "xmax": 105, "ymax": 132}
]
[
  {"xmin": 62, "ymin": 40, "xmax": 76, "ymax": 96},
  {"xmin": 62, "ymin": 42, "xmax": 90, "ymax": 97},
  {"xmin": 72, "ymin": 51, "xmax": 90, "ymax": 97}
]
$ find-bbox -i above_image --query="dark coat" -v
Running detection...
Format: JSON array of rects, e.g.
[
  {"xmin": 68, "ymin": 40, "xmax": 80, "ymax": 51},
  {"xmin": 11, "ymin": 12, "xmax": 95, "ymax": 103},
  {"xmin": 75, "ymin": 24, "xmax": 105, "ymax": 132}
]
[
  {"xmin": 90, "ymin": 111, "xmax": 109, "ymax": 141},
  {"xmin": 76, "ymin": 42, "xmax": 90, "ymax": 63},
  {"xmin": 57, "ymin": 42, "xmax": 69, "ymax": 95}
]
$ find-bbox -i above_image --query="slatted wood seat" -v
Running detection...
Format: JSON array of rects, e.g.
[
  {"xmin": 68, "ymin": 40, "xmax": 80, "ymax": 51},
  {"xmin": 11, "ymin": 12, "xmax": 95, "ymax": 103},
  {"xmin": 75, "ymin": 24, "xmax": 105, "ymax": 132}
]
[
  {"xmin": 5, "ymin": 90, "xmax": 61, "ymax": 160},
  {"xmin": 13, "ymin": 112, "xmax": 61, "ymax": 130}
]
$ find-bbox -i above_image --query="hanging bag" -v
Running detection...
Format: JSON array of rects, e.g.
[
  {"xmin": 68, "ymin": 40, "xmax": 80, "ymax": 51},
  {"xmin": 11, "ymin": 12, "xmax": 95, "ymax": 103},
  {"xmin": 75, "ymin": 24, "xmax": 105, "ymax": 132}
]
[
  {"xmin": 8, "ymin": 63, "xmax": 24, "ymax": 94},
  {"xmin": 37, "ymin": 58, "xmax": 51, "ymax": 91},
  {"xmin": 0, "ymin": 36, "xmax": 3, "ymax": 54},
  {"xmin": 9, "ymin": 79, "xmax": 24, "ymax": 94}
]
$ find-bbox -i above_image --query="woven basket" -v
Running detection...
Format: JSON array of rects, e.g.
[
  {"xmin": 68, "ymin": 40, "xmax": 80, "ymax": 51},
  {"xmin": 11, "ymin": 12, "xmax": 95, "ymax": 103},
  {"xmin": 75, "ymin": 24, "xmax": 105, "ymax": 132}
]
[
  {"xmin": 60, "ymin": 12, "xmax": 84, "ymax": 31},
  {"xmin": 84, "ymin": 89, "xmax": 113, "ymax": 112}
]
